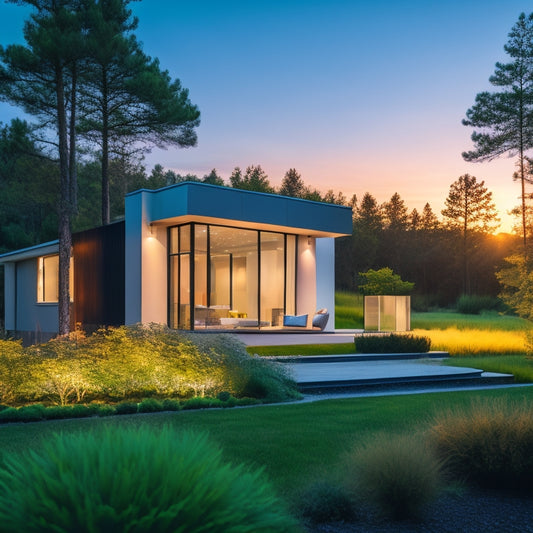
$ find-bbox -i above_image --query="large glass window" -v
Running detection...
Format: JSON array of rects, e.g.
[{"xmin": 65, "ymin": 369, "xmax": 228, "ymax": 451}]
[{"xmin": 168, "ymin": 224, "xmax": 298, "ymax": 330}]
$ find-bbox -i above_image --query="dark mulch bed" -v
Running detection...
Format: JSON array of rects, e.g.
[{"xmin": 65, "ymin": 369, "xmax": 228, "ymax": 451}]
[{"xmin": 305, "ymin": 488, "xmax": 533, "ymax": 533}]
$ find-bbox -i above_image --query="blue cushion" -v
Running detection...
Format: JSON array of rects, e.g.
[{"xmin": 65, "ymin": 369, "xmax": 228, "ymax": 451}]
[{"xmin": 283, "ymin": 314, "xmax": 308, "ymax": 327}]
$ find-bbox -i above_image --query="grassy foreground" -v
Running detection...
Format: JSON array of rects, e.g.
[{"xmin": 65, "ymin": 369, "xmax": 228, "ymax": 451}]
[{"xmin": 1, "ymin": 388, "xmax": 532, "ymax": 498}]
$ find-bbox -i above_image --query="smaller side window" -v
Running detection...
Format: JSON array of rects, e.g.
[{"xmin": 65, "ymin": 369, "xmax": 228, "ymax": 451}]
[{"xmin": 37, "ymin": 255, "xmax": 74, "ymax": 303}]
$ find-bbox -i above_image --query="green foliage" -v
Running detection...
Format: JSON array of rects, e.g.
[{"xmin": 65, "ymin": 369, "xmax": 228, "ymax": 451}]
[
  {"xmin": 217, "ymin": 391, "xmax": 231, "ymax": 402},
  {"xmin": 0, "ymin": 339, "xmax": 33, "ymax": 404},
  {"xmin": 137, "ymin": 398, "xmax": 163, "ymax": 413},
  {"xmin": 455, "ymin": 294, "xmax": 503, "ymax": 315},
  {"xmin": 297, "ymin": 480, "xmax": 357, "ymax": 524},
  {"xmin": 229, "ymin": 165, "xmax": 274, "ymax": 193},
  {"xmin": 496, "ymin": 253, "xmax": 533, "ymax": 320},
  {"xmin": 0, "ymin": 426, "xmax": 298, "ymax": 532},
  {"xmin": 430, "ymin": 399, "xmax": 533, "ymax": 491},
  {"xmin": 358, "ymin": 268, "xmax": 414, "ymax": 295},
  {"xmin": 354, "ymin": 333, "xmax": 431, "ymax": 354},
  {"xmin": 344, "ymin": 433, "xmax": 443, "ymax": 520},
  {"xmin": 0, "ymin": 325, "xmax": 299, "ymax": 407},
  {"xmin": 115, "ymin": 401, "xmax": 139, "ymax": 415}
]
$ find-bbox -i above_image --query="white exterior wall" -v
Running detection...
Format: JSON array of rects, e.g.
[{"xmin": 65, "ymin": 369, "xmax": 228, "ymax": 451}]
[
  {"xmin": 125, "ymin": 191, "xmax": 167, "ymax": 325},
  {"xmin": 296, "ymin": 235, "xmax": 316, "ymax": 327},
  {"xmin": 315, "ymin": 237, "xmax": 335, "ymax": 331},
  {"xmin": 141, "ymin": 224, "xmax": 167, "ymax": 323}
]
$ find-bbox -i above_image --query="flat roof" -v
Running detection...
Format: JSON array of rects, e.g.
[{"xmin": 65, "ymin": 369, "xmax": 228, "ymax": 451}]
[
  {"xmin": 127, "ymin": 182, "xmax": 353, "ymax": 237},
  {"xmin": 0, "ymin": 240, "xmax": 59, "ymax": 264}
]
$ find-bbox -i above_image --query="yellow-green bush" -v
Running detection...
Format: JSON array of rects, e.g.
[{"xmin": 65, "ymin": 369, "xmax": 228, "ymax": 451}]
[{"xmin": 0, "ymin": 325, "xmax": 299, "ymax": 406}]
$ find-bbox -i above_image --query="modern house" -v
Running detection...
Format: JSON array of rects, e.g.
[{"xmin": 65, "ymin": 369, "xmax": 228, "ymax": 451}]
[{"xmin": 1, "ymin": 182, "xmax": 352, "ymax": 342}]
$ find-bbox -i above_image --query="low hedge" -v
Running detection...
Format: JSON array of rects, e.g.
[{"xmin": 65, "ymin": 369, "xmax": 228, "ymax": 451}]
[
  {"xmin": 0, "ymin": 395, "xmax": 262, "ymax": 424},
  {"xmin": 354, "ymin": 333, "xmax": 431, "ymax": 353}
]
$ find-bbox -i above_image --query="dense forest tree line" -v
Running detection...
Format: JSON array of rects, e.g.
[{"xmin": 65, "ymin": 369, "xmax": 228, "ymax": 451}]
[{"xmin": 0, "ymin": 119, "xmax": 516, "ymax": 317}]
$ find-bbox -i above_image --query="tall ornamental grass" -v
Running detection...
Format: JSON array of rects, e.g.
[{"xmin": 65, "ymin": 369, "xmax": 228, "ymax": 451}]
[
  {"xmin": 343, "ymin": 433, "xmax": 443, "ymax": 520},
  {"xmin": 412, "ymin": 327, "xmax": 526, "ymax": 356},
  {"xmin": 0, "ymin": 426, "xmax": 299, "ymax": 533},
  {"xmin": 429, "ymin": 399, "xmax": 533, "ymax": 491}
]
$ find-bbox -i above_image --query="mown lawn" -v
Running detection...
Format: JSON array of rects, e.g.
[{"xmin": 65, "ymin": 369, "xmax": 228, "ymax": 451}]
[
  {"xmin": 1, "ymin": 387, "xmax": 533, "ymax": 499},
  {"xmin": 443, "ymin": 355, "xmax": 533, "ymax": 382},
  {"xmin": 411, "ymin": 310, "xmax": 531, "ymax": 331}
]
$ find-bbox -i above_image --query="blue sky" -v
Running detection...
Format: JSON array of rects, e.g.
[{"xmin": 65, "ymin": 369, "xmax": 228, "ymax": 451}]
[{"xmin": 1, "ymin": 0, "xmax": 533, "ymax": 231}]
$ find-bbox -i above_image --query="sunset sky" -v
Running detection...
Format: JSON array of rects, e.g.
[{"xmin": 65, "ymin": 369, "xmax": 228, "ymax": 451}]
[{"xmin": 1, "ymin": 1, "xmax": 533, "ymax": 232}]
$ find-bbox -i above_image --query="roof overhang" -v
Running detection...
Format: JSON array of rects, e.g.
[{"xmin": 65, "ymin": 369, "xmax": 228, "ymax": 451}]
[
  {"xmin": 0, "ymin": 240, "xmax": 59, "ymax": 264},
  {"xmin": 128, "ymin": 182, "xmax": 353, "ymax": 237}
]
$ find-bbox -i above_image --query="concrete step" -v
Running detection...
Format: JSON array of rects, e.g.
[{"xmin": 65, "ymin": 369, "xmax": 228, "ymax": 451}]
[
  {"xmin": 268, "ymin": 351, "xmax": 449, "ymax": 364},
  {"xmin": 296, "ymin": 370, "xmax": 515, "ymax": 393},
  {"xmin": 280, "ymin": 357, "xmax": 514, "ymax": 394}
]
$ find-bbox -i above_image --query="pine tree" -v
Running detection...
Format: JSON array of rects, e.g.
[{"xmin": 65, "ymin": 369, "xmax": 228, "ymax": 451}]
[
  {"xmin": 0, "ymin": 0, "xmax": 86, "ymax": 334},
  {"xmin": 463, "ymin": 12, "xmax": 533, "ymax": 249},
  {"xmin": 229, "ymin": 165, "xmax": 274, "ymax": 193},
  {"xmin": 279, "ymin": 168, "xmax": 305, "ymax": 198},
  {"xmin": 79, "ymin": 0, "xmax": 200, "ymax": 224},
  {"xmin": 442, "ymin": 174, "xmax": 500, "ymax": 293}
]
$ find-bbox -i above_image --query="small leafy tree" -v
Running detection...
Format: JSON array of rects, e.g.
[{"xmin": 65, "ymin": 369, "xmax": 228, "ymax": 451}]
[
  {"xmin": 358, "ymin": 267, "xmax": 414, "ymax": 295},
  {"xmin": 496, "ymin": 253, "xmax": 533, "ymax": 320}
]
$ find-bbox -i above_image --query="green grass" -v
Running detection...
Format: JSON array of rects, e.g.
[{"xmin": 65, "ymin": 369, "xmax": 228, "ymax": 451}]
[
  {"xmin": 247, "ymin": 343, "xmax": 355, "ymax": 357},
  {"xmin": 444, "ymin": 355, "xmax": 533, "ymax": 382},
  {"xmin": 412, "ymin": 310, "xmax": 531, "ymax": 331},
  {"xmin": 1, "ymin": 388, "xmax": 533, "ymax": 498},
  {"xmin": 335, "ymin": 291, "xmax": 364, "ymax": 329}
]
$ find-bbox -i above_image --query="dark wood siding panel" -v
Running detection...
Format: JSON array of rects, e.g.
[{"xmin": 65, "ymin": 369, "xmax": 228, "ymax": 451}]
[{"xmin": 73, "ymin": 221, "xmax": 125, "ymax": 328}]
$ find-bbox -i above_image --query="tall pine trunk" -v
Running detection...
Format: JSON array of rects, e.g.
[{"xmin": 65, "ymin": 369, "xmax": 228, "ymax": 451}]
[
  {"xmin": 56, "ymin": 65, "xmax": 72, "ymax": 336},
  {"xmin": 101, "ymin": 69, "xmax": 110, "ymax": 225}
]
